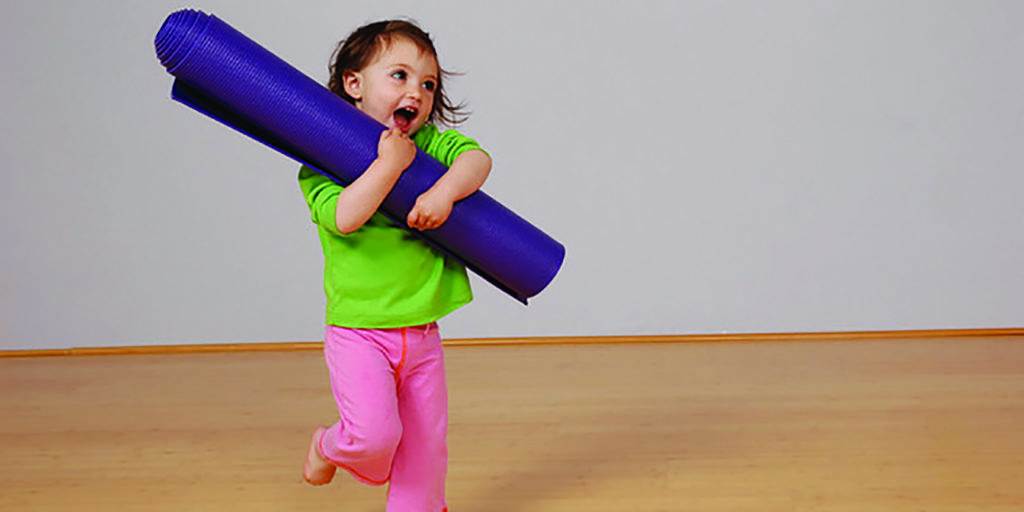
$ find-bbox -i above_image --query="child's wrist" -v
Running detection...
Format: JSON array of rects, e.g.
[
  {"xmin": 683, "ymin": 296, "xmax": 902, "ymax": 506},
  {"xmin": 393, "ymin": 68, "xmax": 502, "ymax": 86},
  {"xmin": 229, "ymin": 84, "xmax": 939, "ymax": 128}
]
[
  {"xmin": 426, "ymin": 183, "xmax": 457, "ymax": 203},
  {"xmin": 432, "ymin": 183, "xmax": 456, "ymax": 200},
  {"xmin": 372, "ymin": 156, "xmax": 405, "ymax": 175}
]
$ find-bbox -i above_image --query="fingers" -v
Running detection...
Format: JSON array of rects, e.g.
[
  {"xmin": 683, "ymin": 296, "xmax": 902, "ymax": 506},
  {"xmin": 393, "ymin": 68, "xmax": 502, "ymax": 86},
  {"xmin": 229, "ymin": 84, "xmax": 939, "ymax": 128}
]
[
  {"xmin": 380, "ymin": 128, "xmax": 408, "ymax": 139},
  {"xmin": 381, "ymin": 128, "xmax": 412, "ymax": 150},
  {"xmin": 407, "ymin": 209, "xmax": 421, "ymax": 230},
  {"xmin": 422, "ymin": 215, "xmax": 441, "ymax": 230},
  {"xmin": 407, "ymin": 209, "xmax": 444, "ymax": 231},
  {"xmin": 431, "ymin": 217, "xmax": 447, "ymax": 230},
  {"xmin": 419, "ymin": 216, "xmax": 444, "ymax": 231}
]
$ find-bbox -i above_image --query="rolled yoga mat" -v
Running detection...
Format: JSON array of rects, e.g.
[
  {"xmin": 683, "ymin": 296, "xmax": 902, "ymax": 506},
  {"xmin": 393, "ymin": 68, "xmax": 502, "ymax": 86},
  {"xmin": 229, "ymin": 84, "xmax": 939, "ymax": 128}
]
[{"xmin": 154, "ymin": 9, "xmax": 564, "ymax": 303}]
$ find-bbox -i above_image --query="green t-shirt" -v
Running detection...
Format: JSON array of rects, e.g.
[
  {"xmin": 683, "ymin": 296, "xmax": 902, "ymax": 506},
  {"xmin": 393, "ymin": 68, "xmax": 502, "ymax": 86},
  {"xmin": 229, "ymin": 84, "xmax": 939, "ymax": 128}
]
[{"xmin": 298, "ymin": 124, "xmax": 484, "ymax": 328}]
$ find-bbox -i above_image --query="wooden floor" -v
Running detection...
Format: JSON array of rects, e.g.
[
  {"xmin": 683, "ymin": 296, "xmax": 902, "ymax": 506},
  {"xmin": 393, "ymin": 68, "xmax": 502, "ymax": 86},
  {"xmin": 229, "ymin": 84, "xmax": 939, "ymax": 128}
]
[{"xmin": 2, "ymin": 336, "xmax": 1023, "ymax": 511}]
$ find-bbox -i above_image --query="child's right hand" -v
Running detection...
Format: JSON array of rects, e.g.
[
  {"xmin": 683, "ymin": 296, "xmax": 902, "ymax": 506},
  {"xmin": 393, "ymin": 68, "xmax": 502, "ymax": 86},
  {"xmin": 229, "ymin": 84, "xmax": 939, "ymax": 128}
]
[{"xmin": 376, "ymin": 128, "xmax": 417, "ymax": 173}]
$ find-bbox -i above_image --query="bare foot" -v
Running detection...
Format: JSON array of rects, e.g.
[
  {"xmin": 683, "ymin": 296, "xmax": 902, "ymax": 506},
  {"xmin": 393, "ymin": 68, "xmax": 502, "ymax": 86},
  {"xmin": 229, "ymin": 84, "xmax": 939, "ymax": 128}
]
[{"xmin": 303, "ymin": 427, "xmax": 337, "ymax": 485}]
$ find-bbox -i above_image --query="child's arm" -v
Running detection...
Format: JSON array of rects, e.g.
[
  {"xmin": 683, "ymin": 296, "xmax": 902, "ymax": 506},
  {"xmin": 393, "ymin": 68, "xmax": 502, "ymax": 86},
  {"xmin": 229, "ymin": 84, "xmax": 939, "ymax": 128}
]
[
  {"xmin": 335, "ymin": 129, "xmax": 417, "ymax": 234},
  {"xmin": 407, "ymin": 149, "xmax": 492, "ymax": 230}
]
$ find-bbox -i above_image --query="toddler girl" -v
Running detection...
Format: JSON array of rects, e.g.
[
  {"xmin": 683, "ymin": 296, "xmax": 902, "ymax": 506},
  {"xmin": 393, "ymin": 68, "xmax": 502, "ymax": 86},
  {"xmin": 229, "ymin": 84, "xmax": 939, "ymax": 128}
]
[{"xmin": 298, "ymin": 19, "xmax": 491, "ymax": 512}]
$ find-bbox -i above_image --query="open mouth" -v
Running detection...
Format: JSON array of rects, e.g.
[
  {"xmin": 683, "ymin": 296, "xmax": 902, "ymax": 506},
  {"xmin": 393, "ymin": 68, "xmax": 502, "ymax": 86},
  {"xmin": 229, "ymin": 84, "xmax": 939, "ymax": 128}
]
[{"xmin": 393, "ymin": 107, "xmax": 418, "ymax": 132}]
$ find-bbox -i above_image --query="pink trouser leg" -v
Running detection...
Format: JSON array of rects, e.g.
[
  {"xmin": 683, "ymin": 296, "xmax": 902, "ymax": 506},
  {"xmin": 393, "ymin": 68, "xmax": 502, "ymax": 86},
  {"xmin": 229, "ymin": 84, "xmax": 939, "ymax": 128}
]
[
  {"xmin": 387, "ymin": 324, "xmax": 448, "ymax": 512},
  {"xmin": 320, "ymin": 326, "xmax": 403, "ymax": 485},
  {"xmin": 319, "ymin": 324, "xmax": 448, "ymax": 512}
]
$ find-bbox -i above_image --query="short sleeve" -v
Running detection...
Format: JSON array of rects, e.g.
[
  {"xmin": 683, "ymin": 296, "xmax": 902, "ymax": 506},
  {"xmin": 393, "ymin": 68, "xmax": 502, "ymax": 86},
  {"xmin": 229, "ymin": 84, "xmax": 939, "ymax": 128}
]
[{"xmin": 412, "ymin": 124, "xmax": 487, "ymax": 167}]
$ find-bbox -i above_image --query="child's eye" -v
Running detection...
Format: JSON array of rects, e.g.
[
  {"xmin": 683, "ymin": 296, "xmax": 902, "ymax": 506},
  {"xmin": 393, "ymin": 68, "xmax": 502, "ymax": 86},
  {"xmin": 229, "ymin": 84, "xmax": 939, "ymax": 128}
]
[
  {"xmin": 422, "ymin": 81, "xmax": 436, "ymax": 92},
  {"xmin": 391, "ymin": 70, "xmax": 407, "ymax": 80}
]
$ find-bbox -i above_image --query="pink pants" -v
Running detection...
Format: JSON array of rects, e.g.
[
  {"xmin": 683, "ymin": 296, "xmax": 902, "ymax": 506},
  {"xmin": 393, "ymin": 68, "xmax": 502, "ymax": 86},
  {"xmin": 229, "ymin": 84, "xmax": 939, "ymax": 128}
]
[{"xmin": 318, "ymin": 323, "xmax": 448, "ymax": 512}]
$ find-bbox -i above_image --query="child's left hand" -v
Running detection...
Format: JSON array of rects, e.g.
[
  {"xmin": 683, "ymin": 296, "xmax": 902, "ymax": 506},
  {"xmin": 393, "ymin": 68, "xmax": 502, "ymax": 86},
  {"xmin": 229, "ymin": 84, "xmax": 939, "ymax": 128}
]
[{"xmin": 407, "ymin": 190, "xmax": 454, "ymax": 231}]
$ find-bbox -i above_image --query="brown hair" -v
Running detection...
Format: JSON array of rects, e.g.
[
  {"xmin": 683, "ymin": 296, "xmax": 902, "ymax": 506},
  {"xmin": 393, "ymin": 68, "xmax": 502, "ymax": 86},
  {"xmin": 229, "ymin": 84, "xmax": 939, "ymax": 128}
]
[{"xmin": 327, "ymin": 19, "xmax": 468, "ymax": 126}]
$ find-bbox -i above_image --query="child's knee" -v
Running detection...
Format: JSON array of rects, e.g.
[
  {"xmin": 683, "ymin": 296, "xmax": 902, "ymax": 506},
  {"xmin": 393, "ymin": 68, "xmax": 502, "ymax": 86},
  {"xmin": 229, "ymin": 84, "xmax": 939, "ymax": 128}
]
[{"xmin": 347, "ymin": 423, "xmax": 403, "ymax": 459}]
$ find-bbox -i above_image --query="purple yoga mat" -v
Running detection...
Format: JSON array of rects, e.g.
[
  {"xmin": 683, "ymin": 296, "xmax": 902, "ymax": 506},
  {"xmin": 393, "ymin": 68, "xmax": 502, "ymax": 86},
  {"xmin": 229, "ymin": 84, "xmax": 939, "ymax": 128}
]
[{"xmin": 154, "ymin": 10, "xmax": 564, "ymax": 303}]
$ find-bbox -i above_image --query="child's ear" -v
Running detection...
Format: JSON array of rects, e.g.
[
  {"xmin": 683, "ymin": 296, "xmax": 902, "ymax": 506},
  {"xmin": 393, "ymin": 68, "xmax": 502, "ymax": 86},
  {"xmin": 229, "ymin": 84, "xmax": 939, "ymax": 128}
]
[{"xmin": 342, "ymin": 70, "xmax": 362, "ymax": 101}]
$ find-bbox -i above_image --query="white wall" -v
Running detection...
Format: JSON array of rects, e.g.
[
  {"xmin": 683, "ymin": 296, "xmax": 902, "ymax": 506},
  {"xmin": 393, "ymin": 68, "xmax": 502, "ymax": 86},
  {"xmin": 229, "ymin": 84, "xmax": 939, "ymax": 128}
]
[{"xmin": 2, "ymin": 0, "xmax": 1022, "ymax": 350}]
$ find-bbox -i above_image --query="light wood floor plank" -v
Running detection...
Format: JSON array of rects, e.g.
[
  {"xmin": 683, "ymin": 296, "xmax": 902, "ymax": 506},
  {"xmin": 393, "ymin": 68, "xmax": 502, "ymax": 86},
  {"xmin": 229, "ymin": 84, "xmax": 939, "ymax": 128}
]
[{"xmin": 2, "ymin": 336, "xmax": 1022, "ymax": 511}]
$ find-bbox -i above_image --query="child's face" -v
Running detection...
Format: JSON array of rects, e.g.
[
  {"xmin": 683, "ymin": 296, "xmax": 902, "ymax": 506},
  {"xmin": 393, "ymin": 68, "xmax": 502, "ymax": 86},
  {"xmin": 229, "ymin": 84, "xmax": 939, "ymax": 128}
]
[{"xmin": 343, "ymin": 37, "xmax": 438, "ymax": 134}]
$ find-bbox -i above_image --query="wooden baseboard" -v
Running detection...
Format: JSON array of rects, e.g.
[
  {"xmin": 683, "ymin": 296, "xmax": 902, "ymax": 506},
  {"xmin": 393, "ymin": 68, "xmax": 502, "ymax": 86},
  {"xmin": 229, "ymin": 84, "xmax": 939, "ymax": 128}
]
[{"xmin": 2, "ymin": 328, "xmax": 1022, "ymax": 358}]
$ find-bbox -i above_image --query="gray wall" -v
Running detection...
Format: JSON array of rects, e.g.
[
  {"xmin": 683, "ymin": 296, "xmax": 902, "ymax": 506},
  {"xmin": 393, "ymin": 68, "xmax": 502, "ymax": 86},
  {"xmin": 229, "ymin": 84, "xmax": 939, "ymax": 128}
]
[{"xmin": 3, "ymin": 0, "xmax": 1022, "ymax": 350}]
